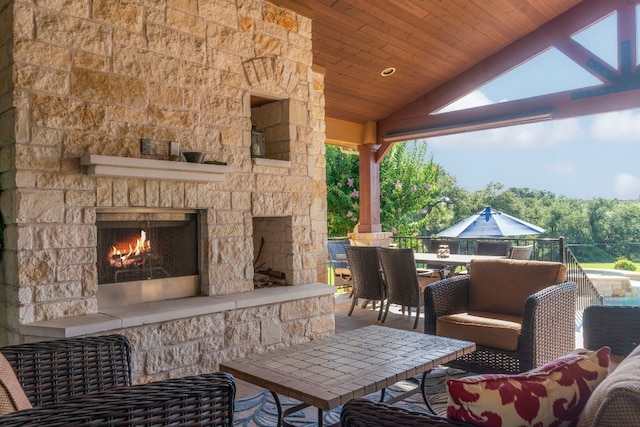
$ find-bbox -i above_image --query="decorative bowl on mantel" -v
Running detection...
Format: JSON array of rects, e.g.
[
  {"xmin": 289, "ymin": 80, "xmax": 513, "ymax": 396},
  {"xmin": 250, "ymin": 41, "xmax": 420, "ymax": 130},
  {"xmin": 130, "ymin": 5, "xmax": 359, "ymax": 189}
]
[{"xmin": 182, "ymin": 151, "xmax": 206, "ymax": 163}]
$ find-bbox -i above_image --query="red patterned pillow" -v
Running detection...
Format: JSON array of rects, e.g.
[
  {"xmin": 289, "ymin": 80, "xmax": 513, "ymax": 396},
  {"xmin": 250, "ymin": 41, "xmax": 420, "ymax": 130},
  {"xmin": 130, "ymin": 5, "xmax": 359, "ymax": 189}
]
[{"xmin": 446, "ymin": 347, "xmax": 610, "ymax": 427}]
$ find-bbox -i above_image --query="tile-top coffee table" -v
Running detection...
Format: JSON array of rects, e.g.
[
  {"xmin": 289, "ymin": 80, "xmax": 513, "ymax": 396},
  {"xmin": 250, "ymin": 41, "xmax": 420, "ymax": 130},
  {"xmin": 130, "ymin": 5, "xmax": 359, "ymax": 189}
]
[{"xmin": 220, "ymin": 325, "xmax": 475, "ymax": 427}]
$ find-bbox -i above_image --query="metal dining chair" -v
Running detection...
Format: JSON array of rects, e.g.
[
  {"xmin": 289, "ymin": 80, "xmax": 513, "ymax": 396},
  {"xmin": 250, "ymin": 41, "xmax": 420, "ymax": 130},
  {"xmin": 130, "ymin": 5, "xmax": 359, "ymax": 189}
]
[
  {"xmin": 344, "ymin": 246, "xmax": 386, "ymax": 320},
  {"xmin": 376, "ymin": 247, "xmax": 421, "ymax": 329}
]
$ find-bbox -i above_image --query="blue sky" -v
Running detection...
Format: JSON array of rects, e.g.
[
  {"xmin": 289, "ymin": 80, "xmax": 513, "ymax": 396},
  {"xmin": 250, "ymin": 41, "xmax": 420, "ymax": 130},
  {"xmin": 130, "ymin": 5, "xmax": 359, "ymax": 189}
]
[{"xmin": 424, "ymin": 12, "xmax": 640, "ymax": 200}]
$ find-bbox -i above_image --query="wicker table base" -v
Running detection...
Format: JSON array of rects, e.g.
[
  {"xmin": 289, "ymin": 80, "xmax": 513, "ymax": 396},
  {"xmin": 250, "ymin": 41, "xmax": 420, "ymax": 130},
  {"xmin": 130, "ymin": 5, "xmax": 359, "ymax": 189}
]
[{"xmin": 221, "ymin": 325, "xmax": 475, "ymax": 427}]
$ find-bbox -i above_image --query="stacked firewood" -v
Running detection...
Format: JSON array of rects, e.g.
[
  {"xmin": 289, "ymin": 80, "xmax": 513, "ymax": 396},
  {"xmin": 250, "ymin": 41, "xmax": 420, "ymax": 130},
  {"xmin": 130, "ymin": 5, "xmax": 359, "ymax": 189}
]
[{"xmin": 253, "ymin": 268, "xmax": 287, "ymax": 288}]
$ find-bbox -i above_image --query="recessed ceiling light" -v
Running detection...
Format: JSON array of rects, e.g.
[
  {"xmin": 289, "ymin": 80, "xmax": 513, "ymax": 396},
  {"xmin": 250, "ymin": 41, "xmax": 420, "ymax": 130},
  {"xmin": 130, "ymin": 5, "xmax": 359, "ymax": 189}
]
[{"xmin": 381, "ymin": 67, "xmax": 396, "ymax": 76}]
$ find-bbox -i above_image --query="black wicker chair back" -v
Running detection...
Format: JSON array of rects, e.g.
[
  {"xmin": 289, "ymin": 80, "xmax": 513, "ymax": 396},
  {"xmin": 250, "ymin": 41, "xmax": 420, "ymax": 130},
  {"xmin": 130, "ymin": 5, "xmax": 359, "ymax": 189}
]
[
  {"xmin": 0, "ymin": 335, "xmax": 236, "ymax": 426},
  {"xmin": 376, "ymin": 247, "xmax": 421, "ymax": 329},
  {"xmin": 344, "ymin": 246, "xmax": 385, "ymax": 320},
  {"xmin": 1, "ymin": 334, "xmax": 132, "ymax": 407},
  {"xmin": 474, "ymin": 240, "xmax": 511, "ymax": 256},
  {"xmin": 583, "ymin": 305, "xmax": 640, "ymax": 357}
]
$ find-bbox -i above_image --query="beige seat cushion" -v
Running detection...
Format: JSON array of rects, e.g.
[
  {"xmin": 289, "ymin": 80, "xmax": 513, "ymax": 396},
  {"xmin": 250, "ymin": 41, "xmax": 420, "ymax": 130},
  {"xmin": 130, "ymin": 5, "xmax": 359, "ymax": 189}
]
[
  {"xmin": 578, "ymin": 344, "xmax": 640, "ymax": 427},
  {"xmin": 0, "ymin": 353, "xmax": 32, "ymax": 415},
  {"xmin": 436, "ymin": 311, "xmax": 522, "ymax": 351},
  {"xmin": 334, "ymin": 268, "xmax": 351, "ymax": 276},
  {"xmin": 469, "ymin": 259, "xmax": 567, "ymax": 317}
]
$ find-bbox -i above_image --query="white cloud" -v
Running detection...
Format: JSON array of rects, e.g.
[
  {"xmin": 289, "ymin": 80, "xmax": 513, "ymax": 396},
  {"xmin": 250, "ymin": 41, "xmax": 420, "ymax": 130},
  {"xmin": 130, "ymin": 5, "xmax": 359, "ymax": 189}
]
[
  {"xmin": 438, "ymin": 91, "xmax": 493, "ymax": 112},
  {"xmin": 614, "ymin": 173, "xmax": 640, "ymax": 200},
  {"xmin": 590, "ymin": 110, "xmax": 640, "ymax": 141}
]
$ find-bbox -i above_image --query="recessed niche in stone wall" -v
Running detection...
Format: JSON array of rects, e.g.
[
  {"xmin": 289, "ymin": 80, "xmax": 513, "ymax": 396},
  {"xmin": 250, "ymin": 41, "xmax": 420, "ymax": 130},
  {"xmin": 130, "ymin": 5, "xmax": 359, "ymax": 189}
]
[
  {"xmin": 250, "ymin": 97, "xmax": 290, "ymax": 161},
  {"xmin": 253, "ymin": 216, "xmax": 293, "ymax": 287}
]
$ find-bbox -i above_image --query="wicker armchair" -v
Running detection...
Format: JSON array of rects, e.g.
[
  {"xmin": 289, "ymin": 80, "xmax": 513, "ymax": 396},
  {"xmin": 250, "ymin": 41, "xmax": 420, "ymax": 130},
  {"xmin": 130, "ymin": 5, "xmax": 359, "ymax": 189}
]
[
  {"xmin": 582, "ymin": 305, "xmax": 640, "ymax": 356},
  {"xmin": 424, "ymin": 259, "xmax": 577, "ymax": 374},
  {"xmin": 0, "ymin": 335, "xmax": 235, "ymax": 426}
]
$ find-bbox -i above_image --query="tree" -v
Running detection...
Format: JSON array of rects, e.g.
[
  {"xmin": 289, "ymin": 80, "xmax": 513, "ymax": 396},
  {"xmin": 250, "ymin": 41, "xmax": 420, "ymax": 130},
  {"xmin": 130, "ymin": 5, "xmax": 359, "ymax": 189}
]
[
  {"xmin": 325, "ymin": 141, "xmax": 446, "ymax": 237},
  {"xmin": 326, "ymin": 146, "xmax": 360, "ymax": 237},
  {"xmin": 378, "ymin": 142, "xmax": 441, "ymax": 235}
]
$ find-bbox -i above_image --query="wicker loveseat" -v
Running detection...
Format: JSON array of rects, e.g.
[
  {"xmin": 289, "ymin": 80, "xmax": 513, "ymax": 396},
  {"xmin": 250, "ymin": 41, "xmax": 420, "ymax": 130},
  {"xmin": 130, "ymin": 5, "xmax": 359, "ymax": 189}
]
[{"xmin": 0, "ymin": 334, "xmax": 235, "ymax": 426}]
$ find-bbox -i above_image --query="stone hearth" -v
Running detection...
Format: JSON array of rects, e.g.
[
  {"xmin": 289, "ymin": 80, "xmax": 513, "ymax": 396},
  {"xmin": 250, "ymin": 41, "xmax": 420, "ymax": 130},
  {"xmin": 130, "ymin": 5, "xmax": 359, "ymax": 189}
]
[{"xmin": 0, "ymin": 0, "xmax": 332, "ymax": 383}]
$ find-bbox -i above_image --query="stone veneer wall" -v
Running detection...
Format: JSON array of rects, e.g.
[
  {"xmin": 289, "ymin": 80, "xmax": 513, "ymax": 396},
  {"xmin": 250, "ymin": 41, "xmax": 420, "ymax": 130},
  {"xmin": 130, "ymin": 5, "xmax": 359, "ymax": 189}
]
[{"xmin": 0, "ymin": 0, "xmax": 332, "ymax": 380}]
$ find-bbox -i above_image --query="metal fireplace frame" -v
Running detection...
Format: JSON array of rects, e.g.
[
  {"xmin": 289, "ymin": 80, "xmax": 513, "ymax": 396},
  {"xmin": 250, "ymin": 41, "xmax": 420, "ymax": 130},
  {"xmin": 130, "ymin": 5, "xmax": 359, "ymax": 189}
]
[{"xmin": 95, "ymin": 208, "xmax": 201, "ymax": 309}]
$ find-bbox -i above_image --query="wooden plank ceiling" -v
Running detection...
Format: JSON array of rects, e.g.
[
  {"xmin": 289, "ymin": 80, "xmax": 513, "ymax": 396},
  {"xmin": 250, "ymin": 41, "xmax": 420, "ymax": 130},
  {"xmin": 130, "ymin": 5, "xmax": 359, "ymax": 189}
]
[
  {"xmin": 282, "ymin": 0, "xmax": 583, "ymax": 125},
  {"xmin": 272, "ymin": 0, "xmax": 640, "ymax": 152}
]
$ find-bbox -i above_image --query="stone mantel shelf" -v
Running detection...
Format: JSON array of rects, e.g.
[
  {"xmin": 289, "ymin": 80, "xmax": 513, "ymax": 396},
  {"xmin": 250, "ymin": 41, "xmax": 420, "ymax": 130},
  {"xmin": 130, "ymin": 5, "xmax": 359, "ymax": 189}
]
[{"xmin": 81, "ymin": 154, "xmax": 234, "ymax": 182}]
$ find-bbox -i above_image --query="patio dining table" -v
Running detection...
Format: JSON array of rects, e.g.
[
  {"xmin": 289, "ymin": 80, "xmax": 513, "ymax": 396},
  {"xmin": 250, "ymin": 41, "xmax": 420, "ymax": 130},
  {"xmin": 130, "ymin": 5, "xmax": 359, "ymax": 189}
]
[{"xmin": 413, "ymin": 252, "xmax": 505, "ymax": 267}]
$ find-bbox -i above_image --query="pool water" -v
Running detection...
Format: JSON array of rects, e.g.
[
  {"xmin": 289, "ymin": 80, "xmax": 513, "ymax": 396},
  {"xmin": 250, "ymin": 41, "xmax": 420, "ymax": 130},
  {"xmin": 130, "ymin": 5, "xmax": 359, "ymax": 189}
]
[{"xmin": 603, "ymin": 296, "xmax": 640, "ymax": 306}]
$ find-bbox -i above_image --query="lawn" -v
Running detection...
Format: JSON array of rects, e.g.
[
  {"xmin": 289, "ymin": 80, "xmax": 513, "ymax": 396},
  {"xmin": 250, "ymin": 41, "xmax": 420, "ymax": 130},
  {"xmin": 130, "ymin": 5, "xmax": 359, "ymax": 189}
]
[{"xmin": 580, "ymin": 263, "xmax": 615, "ymax": 269}]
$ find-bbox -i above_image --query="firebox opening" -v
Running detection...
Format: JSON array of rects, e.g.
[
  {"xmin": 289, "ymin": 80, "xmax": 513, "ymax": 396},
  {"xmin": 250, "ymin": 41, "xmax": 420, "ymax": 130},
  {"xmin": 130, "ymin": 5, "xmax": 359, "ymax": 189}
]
[
  {"xmin": 96, "ymin": 209, "xmax": 200, "ymax": 309},
  {"xmin": 253, "ymin": 216, "xmax": 293, "ymax": 288}
]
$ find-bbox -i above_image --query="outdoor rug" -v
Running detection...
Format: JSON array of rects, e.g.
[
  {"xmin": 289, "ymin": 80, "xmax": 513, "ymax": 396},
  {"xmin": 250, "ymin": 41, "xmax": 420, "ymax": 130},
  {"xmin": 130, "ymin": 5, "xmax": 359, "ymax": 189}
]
[{"xmin": 233, "ymin": 365, "xmax": 469, "ymax": 427}]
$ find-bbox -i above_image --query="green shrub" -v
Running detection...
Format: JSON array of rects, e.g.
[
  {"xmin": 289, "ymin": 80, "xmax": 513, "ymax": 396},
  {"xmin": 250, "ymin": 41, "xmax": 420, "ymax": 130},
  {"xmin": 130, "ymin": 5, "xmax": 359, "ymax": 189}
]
[{"xmin": 614, "ymin": 257, "xmax": 637, "ymax": 271}]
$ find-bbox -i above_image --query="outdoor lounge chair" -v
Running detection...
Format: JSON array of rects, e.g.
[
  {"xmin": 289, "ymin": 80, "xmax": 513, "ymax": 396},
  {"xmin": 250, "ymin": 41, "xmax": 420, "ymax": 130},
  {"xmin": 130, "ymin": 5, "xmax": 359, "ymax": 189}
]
[
  {"xmin": 377, "ymin": 247, "xmax": 422, "ymax": 329},
  {"xmin": 0, "ymin": 335, "xmax": 235, "ymax": 426},
  {"xmin": 344, "ymin": 246, "xmax": 385, "ymax": 319},
  {"xmin": 424, "ymin": 258, "xmax": 576, "ymax": 374},
  {"xmin": 328, "ymin": 239, "xmax": 352, "ymax": 290}
]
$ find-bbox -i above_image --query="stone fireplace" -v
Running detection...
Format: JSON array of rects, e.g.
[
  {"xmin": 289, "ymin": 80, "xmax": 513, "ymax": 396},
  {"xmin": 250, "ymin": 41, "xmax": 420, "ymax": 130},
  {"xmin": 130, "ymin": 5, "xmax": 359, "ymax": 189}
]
[{"xmin": 0, "ymin": 0, "xmax": 333, "ymax": 383}]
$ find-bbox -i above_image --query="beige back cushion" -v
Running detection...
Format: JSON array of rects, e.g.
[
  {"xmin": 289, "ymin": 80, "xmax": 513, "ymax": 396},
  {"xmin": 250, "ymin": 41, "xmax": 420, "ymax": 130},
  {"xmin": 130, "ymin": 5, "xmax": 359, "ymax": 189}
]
[
  {"xmin": 0, "ymin": 353, "xmax": 32, "ymax": 415},
  {"xmin": 578, "ymin": 344, "xmax": 640, "ymax": 427},
  {"xmin": 468, "ymin": 259, "xmax": 567, "ymax": 317}
]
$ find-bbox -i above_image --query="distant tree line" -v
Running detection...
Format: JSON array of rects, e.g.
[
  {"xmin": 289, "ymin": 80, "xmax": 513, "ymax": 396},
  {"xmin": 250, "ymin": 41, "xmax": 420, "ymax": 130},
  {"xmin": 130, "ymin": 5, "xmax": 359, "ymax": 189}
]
[{"xmin": 326, "ymin": 142, "xmax": 640, "ymax": 263}]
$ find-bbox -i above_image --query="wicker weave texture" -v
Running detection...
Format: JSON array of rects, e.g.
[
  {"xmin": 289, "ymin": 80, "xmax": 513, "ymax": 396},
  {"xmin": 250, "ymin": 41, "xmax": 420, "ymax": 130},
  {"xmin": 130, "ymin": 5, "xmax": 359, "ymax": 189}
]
[
  {"xmin": 340, "ymin": 398, "xmax": 474, "ymax": 427},
  {"xmin": 344, "ymin": 246, "xmax": 384, "ymax": 301},
  {"xmin": 1, "ymin": 335, "xmax": 132, "ymax": 407},
  {"xmin": 474, "ymin": 240, "xmax": 511, "ymax": 256},
  {"xmin": 377, "ymin": 247, "xmax": 421, "ymax": 328},
  {"xmin": 0, "ymin": 373, "xmax": 236, "ymax": 426},
  {"xmin": 583, "ymin": 305, "xmax": 640, "ymax": 356},
  {"xmin": 423, "ymin": 270, "xmax": 577, "ymax": 374},
  {"xmin": 0, "ymin": 335, "xmax": 235, "ymax": 426}
]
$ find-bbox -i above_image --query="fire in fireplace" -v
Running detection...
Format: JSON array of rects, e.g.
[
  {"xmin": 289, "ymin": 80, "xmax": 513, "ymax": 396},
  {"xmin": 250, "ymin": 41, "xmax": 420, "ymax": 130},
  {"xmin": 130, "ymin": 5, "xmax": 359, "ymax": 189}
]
[
  {"xmin": 97, "ymin": 211, "xmax": 198, "ymax": 284},
  {"xmin": 96, "ymin": 209, "xmax": 200, "ymax": 308}
]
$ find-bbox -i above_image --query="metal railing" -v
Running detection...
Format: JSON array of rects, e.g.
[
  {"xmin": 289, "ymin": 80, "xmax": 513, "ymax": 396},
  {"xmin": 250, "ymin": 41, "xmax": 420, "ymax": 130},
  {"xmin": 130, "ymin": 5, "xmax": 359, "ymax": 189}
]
[
  {"xmin": 391, "ymin": 236, "xmax": 564, "ymax": 261},
  {"xmin": 328, "ymin": 235, "xmax": 605, "ymax": 329},
  {"xmin": 563, "ymin": 243, "xmax": 604, "ymax": 330}
]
